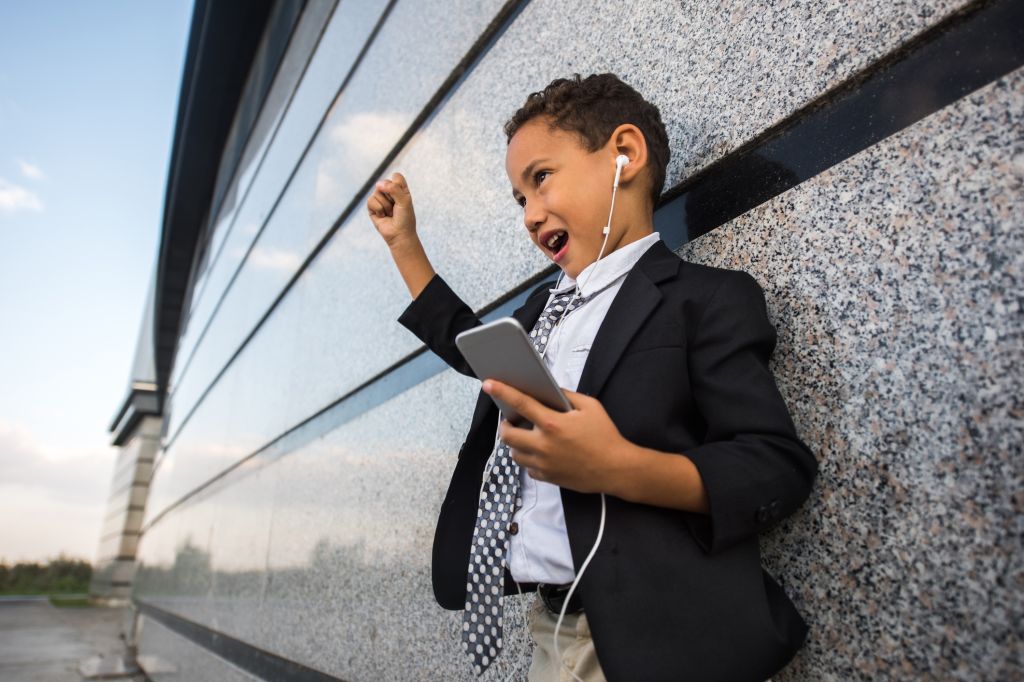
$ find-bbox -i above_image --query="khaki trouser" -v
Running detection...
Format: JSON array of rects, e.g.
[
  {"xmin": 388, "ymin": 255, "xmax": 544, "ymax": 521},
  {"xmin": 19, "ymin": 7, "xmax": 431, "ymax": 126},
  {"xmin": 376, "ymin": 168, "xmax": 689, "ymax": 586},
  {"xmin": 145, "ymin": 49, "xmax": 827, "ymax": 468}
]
[
  {"xmin": 527, "ymin": 599, "xmax": 606, "ymax": 682},
  {"xmin": 524, "ymin": 598, "xmax": 775, "ymax": 682}
]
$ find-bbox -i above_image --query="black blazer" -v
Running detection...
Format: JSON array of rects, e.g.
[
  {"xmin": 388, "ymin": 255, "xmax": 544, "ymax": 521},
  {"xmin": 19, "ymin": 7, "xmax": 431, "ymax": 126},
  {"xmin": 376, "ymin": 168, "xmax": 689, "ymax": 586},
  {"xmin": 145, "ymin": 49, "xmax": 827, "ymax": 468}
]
[{"xmin": 399, "ymin": 239, "xmax": 817, "ymax": 681}]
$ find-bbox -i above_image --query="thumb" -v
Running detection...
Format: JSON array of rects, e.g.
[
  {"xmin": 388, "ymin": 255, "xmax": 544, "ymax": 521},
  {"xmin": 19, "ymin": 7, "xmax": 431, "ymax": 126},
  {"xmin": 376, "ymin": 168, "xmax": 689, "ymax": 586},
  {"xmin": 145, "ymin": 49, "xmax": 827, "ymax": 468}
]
[{"xmin": 382, "ymin": 172, "xmax": 412, "ymax": 207}]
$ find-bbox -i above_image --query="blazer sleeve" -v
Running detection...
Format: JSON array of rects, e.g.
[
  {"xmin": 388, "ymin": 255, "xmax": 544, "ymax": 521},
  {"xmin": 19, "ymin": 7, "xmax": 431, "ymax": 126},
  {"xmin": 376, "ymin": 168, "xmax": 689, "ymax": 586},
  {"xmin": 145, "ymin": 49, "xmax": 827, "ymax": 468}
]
[
  {"xmin": 397, "ymin": 274, "xmax": 481, "ymax": 377},
  {"xmin": 683, "ymin": 270, "xmax": 818, "ymax": 555}
]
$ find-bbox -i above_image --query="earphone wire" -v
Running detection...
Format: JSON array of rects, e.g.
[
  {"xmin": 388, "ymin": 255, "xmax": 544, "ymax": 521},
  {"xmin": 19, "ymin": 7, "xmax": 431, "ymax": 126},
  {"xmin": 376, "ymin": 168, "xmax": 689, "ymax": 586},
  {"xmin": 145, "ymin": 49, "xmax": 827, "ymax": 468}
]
[
  {"xmin": 539, "ymin": 175, "xmax": 618, "ymax": 361},
  {"xmin": 550, "ymin": 159, "xmax": 622, "ymax": 681},
  {"xmin": 498, "ymin": 158, "xmax": 624, "ymax": 680},
  {"xmin": 553, "ymin": 493, "xmax": 605, "ymax": 682}
]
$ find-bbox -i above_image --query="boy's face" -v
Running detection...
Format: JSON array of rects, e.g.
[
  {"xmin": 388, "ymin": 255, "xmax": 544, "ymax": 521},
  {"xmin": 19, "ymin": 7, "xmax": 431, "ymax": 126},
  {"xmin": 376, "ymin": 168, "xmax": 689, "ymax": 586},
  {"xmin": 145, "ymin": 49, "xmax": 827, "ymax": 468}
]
[{"xmin": 506, "ymin": 118, "xmax": 618, "ymax": 280}]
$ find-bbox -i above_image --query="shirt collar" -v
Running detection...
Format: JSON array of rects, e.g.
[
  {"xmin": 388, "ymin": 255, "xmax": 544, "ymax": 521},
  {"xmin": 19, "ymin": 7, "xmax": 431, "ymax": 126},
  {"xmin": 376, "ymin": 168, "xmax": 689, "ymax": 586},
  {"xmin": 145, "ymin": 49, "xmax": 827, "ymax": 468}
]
[{"xmin": 551, "ymin": 232, "xmax": 661, "ymax": 295}]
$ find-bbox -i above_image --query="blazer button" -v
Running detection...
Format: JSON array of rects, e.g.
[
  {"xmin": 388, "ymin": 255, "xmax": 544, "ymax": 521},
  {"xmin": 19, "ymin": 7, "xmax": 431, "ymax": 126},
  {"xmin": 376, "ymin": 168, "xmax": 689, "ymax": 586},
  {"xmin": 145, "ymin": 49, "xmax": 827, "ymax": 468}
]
[
  {"xmin": 756, "ymin": 507, "xmax": 769, "ymax": 524},
  {"xmin": 769, "ymin": 500, "xmax": 781, "ymax": 519},
  {"xmin": 508, "ymin": 522, "xmax": 519, "ymax": 535}
]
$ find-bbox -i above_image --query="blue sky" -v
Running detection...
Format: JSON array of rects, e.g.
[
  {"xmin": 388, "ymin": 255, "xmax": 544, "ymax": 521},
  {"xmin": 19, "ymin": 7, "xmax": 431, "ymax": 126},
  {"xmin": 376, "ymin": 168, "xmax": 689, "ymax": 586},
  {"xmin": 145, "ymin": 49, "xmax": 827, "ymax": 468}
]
[{"xmin": 0, "ymin": 1, "xmax": 192, "ymax": 562}]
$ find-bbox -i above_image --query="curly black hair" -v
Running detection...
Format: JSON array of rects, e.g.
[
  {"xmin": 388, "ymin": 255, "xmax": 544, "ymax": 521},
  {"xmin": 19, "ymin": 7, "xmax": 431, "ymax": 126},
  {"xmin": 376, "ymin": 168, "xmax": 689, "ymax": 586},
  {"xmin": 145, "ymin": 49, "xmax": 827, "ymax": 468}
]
[{"xmin": 504, "ymin": 73, "xmax": 670, "ymax": 205}]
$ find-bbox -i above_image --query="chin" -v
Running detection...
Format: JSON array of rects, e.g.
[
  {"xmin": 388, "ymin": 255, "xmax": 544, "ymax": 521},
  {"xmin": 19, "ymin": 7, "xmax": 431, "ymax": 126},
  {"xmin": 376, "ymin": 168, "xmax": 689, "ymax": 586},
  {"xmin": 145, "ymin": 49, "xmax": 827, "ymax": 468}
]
[{"xmin": 561, "ymin": 264, "xmax": 583, "ymax": 281}]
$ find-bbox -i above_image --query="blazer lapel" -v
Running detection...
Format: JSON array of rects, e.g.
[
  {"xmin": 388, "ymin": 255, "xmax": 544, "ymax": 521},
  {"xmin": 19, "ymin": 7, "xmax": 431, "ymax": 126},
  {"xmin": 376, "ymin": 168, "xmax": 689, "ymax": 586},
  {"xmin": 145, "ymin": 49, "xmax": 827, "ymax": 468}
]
[{"xmin": 577, "ymin": 240, "xmax": 681, "ymax": 398}]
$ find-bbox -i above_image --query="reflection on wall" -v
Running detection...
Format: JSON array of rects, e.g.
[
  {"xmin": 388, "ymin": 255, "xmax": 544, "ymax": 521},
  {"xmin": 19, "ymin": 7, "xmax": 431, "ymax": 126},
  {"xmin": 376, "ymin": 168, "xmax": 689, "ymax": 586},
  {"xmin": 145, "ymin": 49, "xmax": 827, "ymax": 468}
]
[{"xmin": 132, "ymin": 0, "xmax": 1023, "ymax": 679}]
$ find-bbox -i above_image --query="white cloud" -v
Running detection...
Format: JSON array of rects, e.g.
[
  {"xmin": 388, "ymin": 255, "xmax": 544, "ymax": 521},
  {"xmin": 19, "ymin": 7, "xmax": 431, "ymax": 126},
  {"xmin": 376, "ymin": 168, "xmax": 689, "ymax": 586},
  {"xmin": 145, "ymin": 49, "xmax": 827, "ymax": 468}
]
[
  {"xmin": 248, "ymin": 245, "xmax": 302, "ymax": 272},
  {"xmin": 0, "ymin": 420, "xmax": 115, "ymax": 562},
  {"xmin": 0, "ymin": 421, "xmax": 113, "ymax": 504},
  {"xmin": 315, "ymin": 111, "xmax": 409, "ymax": 211},
  {"xmin": 17, "ymin": 159, "xmax": 45, "ymax": 181},
  {"xmin": 327, "ymin": 111, "xmax": 408, "ymax": 167},
  {"xmin": 0, "ymin": 487, "xmax": 104, "ymax": 563},
  {"xmin": 0, "ymin": 177, "xmax": 43, "ymax": 213}
]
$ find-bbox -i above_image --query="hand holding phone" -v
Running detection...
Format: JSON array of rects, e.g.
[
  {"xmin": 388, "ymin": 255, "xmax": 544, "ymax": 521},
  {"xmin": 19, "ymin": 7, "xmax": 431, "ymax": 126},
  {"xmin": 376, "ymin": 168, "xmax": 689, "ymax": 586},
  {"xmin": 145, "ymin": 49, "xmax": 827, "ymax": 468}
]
[{"xmin": 455, "ymin": 318, "xmax": 572, "ymax": 425}]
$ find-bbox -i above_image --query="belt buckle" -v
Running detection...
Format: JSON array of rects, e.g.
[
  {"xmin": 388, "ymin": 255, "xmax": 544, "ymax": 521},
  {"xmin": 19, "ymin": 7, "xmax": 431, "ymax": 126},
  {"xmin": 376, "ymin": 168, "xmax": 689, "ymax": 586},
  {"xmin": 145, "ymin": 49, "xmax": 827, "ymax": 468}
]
[{"xmin": 539, "ymin": 583, "xmax": 577, "ymax": 614}]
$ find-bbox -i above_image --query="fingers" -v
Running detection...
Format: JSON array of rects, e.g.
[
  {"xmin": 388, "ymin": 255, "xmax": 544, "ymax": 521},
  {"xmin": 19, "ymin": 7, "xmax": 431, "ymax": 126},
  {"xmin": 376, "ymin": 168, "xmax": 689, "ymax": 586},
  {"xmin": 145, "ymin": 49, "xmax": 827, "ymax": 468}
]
[
  {"xmin": 484, "ymin": 380, "xmax": 554, "ymax": 428},
  {"xmin": 367, "ymin": 171, "xmax": 412, "ymax": 218},
  {"xmin": 499, "ymin": 419, "xmax": 540, "ymax": 452},
  {"xmin": 366, "ymin": 193, "xmax": 392, "ymax": 218},
  {"xmin": 563, "ymin": 389, "xmax": 594, "ymax": 410},
  {"xmin": 377, "ymin": 172, "xmax": 411, "ymax": 207},
  {"xmin": 507, "ymin": 444, "xmax": 544, "ymax": 481}
]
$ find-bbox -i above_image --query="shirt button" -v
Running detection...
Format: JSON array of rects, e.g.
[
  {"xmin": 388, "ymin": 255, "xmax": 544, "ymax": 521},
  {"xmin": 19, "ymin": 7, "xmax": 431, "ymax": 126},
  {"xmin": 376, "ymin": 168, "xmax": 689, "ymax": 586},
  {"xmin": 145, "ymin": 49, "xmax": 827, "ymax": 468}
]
[{"xmin": 508, "ymin": 522, "xmax": 519, "ymax": 535}]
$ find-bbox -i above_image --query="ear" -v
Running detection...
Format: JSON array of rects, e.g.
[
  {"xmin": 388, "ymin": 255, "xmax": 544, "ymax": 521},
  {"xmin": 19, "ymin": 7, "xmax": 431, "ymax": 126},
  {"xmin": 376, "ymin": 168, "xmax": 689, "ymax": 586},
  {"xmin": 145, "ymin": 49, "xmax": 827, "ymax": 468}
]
[{"xmin": 605, "ymin": 124, "xmax": 649, "ymax": 187}]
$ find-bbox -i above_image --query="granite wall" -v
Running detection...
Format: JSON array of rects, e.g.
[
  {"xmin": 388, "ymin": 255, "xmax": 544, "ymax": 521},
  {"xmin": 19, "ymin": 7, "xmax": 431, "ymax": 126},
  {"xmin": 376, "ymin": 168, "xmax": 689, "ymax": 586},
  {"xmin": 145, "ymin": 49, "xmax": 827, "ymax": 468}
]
[
  {"xmin": 133, "ymin": 0, "xmax": 1022, "ymax": 679},
  {"xmin": 681, "ymin": 68, "xmax": 1023, "ymax": 680}
]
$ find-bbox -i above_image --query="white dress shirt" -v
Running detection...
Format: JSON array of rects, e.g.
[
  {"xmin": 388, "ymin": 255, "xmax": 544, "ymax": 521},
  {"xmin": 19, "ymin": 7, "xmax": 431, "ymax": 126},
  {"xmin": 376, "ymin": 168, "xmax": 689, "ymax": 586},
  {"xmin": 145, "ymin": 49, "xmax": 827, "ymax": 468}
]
[{"xmin": 507, "ymin": 232, "xmax": 662, "ymax": 584}]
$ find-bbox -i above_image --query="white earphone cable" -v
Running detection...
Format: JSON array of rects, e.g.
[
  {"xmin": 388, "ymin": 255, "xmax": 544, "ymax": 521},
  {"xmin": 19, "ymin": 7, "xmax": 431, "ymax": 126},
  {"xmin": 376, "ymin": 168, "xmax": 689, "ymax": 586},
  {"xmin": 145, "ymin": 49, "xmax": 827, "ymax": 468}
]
[
  {"xmin": 550, "ymin": 156, "xmax": 624, "ymax": 681},
  {"xmin": 500, "ymin": 156, "xmax": 626, "ymax": 680},
  {"xmin": 552, "ymin": 492, "xmax": 605, "ymax": 682}
]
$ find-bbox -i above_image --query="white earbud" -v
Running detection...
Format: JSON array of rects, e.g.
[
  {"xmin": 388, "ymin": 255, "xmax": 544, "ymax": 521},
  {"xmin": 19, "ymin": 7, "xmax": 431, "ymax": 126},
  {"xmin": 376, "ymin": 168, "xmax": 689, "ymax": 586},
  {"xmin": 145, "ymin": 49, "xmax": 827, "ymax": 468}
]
[
  {"xmin": 545, "ymin": 156, "xmax": 631, "ymax": 679},
  {"xmin": 613, "ymin": 154, "xmax": 629, "ymax": 188},
  {"xmin": 603, "ymin": 156, "xmax": 629, "ymax": 236}
]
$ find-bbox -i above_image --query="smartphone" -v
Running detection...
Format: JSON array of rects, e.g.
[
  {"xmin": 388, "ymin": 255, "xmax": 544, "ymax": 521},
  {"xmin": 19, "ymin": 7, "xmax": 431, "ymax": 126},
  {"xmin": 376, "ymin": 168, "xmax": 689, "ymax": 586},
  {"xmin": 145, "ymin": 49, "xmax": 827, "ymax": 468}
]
[{"xmin": 455, "ymin": 317, "xmax": 572, "ymax": 425}]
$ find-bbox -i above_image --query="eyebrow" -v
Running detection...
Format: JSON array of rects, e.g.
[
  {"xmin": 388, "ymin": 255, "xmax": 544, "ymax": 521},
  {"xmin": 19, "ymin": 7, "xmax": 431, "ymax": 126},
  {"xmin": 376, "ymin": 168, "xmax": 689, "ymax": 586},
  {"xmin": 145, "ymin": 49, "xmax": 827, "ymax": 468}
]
[{"xmin": 521, "ymin": 158, "xmax": 550, "ymax": 183}]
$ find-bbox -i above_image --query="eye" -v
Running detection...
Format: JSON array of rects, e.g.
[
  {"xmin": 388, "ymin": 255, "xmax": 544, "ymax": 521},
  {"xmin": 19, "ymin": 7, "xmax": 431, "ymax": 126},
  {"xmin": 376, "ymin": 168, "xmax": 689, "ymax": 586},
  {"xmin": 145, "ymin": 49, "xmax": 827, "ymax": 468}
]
[
  {"xmin": 516, "ymin": 195, "xmax": 526, "ymax": 208},
  {"xmin": 534, "ymin": 170, "xmax": 550, "ymax": 185}
]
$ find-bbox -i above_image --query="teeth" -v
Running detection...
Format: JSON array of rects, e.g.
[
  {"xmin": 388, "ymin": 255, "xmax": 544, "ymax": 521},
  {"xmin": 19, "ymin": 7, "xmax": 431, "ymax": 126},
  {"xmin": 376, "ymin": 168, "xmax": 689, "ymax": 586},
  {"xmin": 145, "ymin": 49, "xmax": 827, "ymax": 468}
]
[{"xmin": 546, "ymin": 232, "xmax": 564, "ymax": 249}]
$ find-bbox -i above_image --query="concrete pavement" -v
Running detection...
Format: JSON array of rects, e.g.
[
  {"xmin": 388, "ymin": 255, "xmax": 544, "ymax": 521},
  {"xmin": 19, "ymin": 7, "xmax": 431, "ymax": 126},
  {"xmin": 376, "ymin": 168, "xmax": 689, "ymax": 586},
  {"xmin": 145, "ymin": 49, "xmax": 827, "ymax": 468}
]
[{"xmin": 0, "ymin": 598, "xmax": 143, "ymax": 682}]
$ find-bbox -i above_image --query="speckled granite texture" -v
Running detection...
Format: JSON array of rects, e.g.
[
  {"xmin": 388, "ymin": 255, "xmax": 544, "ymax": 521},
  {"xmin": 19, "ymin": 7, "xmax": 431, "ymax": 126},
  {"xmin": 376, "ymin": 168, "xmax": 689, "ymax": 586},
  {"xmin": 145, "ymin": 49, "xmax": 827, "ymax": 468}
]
[
  {"xmin": 678, "ymin": 69, "xmax": 1024, "ymax": 679},
  {"xmin": 136, "ymin": 615, "xmax": 259, "ymax": 681},
  {"xmin": 164, "ymin": 0, "xmax": 508, "ymax": 444},
  {"xmin": 134, "ymin": 0, "xmax": 1024, "ymax": 678},
  {"xmin": 136, "ymin": 67, "xmax": 1022, "ymax": 680},
  {"xmin": 152, "ymin": 0, "xmax": 974, "ymax": 529},
  {"xmin": 136, "ymin": 370, "xmax": 536, "ymax": 681},
  {"xmin": 383, "ymin": 0, "xmax": 971, "ymax": 314}
]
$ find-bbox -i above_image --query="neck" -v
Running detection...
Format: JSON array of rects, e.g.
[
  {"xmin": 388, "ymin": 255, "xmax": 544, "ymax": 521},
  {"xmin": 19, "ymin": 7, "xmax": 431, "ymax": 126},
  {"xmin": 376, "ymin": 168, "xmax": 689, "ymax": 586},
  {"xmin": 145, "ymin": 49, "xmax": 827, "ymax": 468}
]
[
  {"xmin": 564, "ymin": 220, "xmax": 654, "ymax": 289},
  {"xmin": 605, "ymin": 216, "xmax": 655, "ymax": 256}
]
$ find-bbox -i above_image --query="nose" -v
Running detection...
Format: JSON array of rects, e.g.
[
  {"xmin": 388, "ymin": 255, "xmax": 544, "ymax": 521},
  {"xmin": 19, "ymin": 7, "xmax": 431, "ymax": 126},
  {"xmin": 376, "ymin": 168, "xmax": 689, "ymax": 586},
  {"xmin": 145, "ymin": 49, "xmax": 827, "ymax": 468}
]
[{"xmin": 523, "ymin": 199, "xmax": 545, "ymax": 233}]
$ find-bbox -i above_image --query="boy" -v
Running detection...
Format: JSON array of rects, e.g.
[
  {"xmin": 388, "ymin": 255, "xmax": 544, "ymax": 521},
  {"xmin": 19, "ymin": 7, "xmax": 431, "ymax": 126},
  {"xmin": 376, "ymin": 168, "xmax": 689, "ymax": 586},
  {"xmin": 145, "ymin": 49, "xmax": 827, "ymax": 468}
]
[{"xmin": 367, "ymin": 74, "xmax": 817, "ymax": 681}]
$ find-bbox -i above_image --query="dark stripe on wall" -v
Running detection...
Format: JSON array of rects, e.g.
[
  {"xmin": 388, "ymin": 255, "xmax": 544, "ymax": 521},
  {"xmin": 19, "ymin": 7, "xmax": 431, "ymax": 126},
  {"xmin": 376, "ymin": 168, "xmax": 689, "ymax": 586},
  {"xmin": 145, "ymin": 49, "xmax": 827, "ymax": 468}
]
[
  {"xmin": 147, "ymin": 0, "xmax": 1024, "ymax": 528},
  {"xmin": 659, "ymin": 0, "xmax": 1024, "ymax": 245},
  {"xmin": 154, "ymin": 0, "xmax": 278, "ymax": 407},
  {"xmin": 143, "ymin": 288, "xmax": 538, "ymax": 531},
  {"xmin": 206, "ymin": 0, "xmax": 309, "ymax": 232},
  {"xmin": 168, "ymin": 0, "xmax": 398, "ymax": 418},
  {"xmin": 136, "ymin": 601, "xmax": 342, "ymax": 682},
  {"xmin": 185, "ymin": 0, "xmax": 338, "ymax": 336},
  {"xmin": 164, "ymin": 0, "xmax": 530, "ymax": 452}
]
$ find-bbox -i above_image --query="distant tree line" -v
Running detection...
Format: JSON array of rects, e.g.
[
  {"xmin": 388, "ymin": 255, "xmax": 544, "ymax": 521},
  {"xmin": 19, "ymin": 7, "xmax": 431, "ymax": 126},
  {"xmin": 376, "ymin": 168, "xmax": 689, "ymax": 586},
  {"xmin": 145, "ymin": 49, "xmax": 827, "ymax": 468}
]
[{"xmin": 0, "ymin": 556, "xmax": 91, "ymax": 595}]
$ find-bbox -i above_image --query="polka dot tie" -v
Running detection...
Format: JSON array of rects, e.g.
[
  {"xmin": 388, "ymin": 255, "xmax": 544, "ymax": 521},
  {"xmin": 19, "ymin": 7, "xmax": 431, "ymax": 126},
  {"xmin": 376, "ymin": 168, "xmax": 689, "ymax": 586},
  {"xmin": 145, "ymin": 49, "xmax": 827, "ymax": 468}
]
[{"xmin": 462, "ymin": 289, "xmax": 589, "ymax": 675}]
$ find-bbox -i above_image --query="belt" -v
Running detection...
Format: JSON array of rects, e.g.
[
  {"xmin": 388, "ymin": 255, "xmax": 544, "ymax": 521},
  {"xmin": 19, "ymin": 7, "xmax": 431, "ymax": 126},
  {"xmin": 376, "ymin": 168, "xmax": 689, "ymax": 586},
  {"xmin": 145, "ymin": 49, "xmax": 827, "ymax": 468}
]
[
  {"xmin": 504, "ymin": 570, "xmax": 583, "ymax": 614},
  {"xmin": 538, "ymin": 583, "xmax": 583, "ymax": 615}
]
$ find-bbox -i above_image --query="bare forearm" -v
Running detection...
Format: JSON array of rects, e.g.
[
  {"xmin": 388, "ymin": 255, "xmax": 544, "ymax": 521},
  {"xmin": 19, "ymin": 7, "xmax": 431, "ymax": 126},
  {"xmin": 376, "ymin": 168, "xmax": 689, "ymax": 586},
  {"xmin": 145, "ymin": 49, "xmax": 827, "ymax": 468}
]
[
  {"xmin": 607, "ymin": 442, "xmax": 710, "ymax": 514},
  {"xmin": 388, "ymin": 235, "xmax": 436, "ymax": 300},
  {"xmin": 367, "ymin": 172, "xmax": 435, "ymax": 298}
]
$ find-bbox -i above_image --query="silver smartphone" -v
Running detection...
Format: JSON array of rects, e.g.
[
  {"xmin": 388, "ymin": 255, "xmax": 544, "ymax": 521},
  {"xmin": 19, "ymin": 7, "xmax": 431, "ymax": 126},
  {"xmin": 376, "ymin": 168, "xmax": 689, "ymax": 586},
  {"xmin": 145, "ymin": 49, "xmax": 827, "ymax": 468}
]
[{"xmin": 455, "ymin": 317, "xmax": 572, "ymax": 425}]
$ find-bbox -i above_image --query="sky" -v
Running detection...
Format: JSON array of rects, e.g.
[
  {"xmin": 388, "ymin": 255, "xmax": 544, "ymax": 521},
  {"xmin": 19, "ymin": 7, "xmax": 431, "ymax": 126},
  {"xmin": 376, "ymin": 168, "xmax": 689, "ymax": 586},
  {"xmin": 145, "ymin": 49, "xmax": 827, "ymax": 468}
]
[{"xmin": 0, "ymin": 1, "xmax": 193, "ymax": 563}]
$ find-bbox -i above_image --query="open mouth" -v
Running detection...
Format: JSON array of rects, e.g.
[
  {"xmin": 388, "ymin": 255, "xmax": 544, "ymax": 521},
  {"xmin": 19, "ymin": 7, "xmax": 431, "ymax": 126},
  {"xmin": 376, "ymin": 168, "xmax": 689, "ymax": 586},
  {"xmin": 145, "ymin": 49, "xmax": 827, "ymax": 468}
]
[{"xmin": 541, "ymin": 230, "xmax": 569, "ymax": 261}]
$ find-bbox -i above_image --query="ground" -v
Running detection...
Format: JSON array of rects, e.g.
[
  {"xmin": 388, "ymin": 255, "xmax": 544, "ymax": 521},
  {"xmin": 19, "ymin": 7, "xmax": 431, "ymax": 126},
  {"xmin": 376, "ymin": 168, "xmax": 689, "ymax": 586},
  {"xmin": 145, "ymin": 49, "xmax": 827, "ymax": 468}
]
[{"xmin": 0, "ymin": 597, "xmax": 144, "ymax": 682}]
